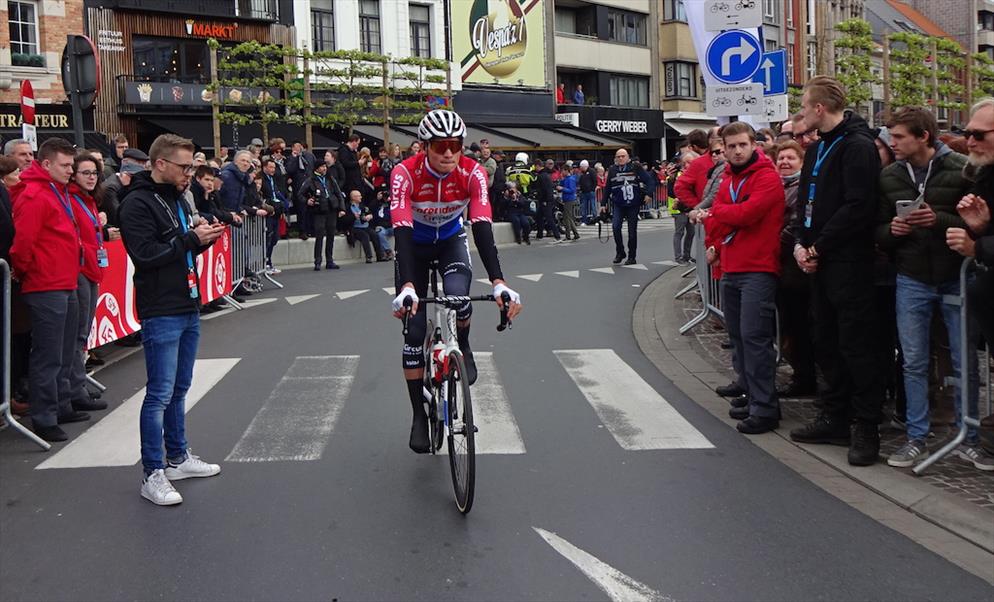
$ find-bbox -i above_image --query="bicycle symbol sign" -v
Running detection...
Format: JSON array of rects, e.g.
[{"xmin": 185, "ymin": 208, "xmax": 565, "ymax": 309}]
[
  {"xmin": 704, "ymin": 0, "xmax": 763, "ymax": 32},
  {"xmin": 705, "ymin": 30, "xmax": 763, "ymax": 84}
]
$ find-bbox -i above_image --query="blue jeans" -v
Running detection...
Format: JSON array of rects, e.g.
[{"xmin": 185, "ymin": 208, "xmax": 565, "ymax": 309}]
[
  {"xmin": 895, "ymin": 274, "xmax": 979, "ymax": 444},
  {"xmin": 580, "ymin": 191, "xmax": 597, "ymax": 224},
  {"xmin": 376, "ymin": 226, "xmax": 393, "ymax": 254},
  {"xmin": 139, "ymin": 312, "xmax": 200, "ymax": 472}
]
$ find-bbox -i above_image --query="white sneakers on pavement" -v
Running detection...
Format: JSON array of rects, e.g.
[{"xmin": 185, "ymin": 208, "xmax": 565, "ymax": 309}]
[
  {"xmin": 164, "ymin": 451, "xmax": 221, "ymax": 480},
  {"xmin": 141, "ymin": 469, "xmax": 183, "ymax": 506}
]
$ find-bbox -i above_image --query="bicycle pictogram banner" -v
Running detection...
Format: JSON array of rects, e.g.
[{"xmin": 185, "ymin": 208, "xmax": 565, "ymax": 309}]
[{"xmin": 87, "ymin": 228, "xmax": 232, "ymax": 349}]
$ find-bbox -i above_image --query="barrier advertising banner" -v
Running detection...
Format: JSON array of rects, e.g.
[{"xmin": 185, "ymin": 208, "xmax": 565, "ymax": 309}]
[
  {"xmin": 87, "ymin": 229, "xmax": 232, "ymax": 349},
  {"xmin": 453, "ymin": 0, "xmax": 547, "ymax": 87}
]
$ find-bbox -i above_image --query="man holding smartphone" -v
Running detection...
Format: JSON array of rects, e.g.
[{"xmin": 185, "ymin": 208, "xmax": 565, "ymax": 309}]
[
  {"xmin": 874, "ymin": 107, "xmax": 986, "ymax": 469},
  {"xmin": 120, "ymin": 134, "xmax": 226, "ymax": 505}
]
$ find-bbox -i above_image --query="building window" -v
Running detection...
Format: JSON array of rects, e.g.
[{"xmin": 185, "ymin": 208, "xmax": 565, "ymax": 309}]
[
  {"xmin": 981, "ymin": 11, "xmax": 994, "ymax": 31},
  {"xmin": 8, "ymin": 0, "xmax": 41, "ymax": 63},
  {"xmin": 359, "ymin": 0, "xmax": 382, "ymax": 54},
  {"xmin": 806, "ymin": 0, "xmax": 816, "ymax": 35},
  {"xmin": 806, "ymin": 41, "xmax": 817, "ymax": 79},
  {"xmin": 609, "ymin": 74, "xmax": 649, "ymax": 107},
  {"xmin": 409, "ymin": 4, "xmax": 432, "ymax": 58},
  {"xmin": 664, "ymin": 62, "xmax": 697, "ymax": 99},
  {"xmin": 555, "ymin": 5, "xmax": 596, "ymax": 36},
  {"xmin": 133, "ymin": 36, "xmax": 212, "ymax": 82},
  {"xmin": 787, "ymin": 49, "xmax": 795, "ymax": 82},
  {"xmin": 764, "ymin": 0, "xmax": 778, "ymax": 22},
  {"xmin": 765, "ymin": 39, "xmax": 778, "ymax": 52},
  {"xmin": 607, "ymin": 9, "xmax": 647, "ymax": 46},
  {"xmin": 663, "ymin": 0, "xmax": 687, "ymax": 22},
  {"xmin": 787, "ymin": 0, "xmax": 794, "ymax": 26},
  {"xmin": 311, "ymin": 0, "xmax": 335, "ymax": 51}
]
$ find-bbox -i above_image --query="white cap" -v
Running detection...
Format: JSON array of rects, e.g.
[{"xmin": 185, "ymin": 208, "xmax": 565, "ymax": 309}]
[{"xmin": 579, "ymin": 159, "xmax": 589, "ymax": 168}]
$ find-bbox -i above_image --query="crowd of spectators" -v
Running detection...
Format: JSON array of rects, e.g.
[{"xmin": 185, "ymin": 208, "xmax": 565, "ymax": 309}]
[{"xmin": 667, "ymin": 76, "xmax": 994, "ymax": 472}]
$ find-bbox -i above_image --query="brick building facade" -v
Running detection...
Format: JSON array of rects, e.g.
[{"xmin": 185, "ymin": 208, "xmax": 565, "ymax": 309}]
[{"xmin": 0, "ymin": 0, "xmax": 85, "ymax": 105}]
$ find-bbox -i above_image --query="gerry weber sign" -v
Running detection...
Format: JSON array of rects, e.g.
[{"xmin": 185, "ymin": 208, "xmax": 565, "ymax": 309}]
[{"xmin": 596, "ymin": 120, "xmax": 649, "ymax": 134}]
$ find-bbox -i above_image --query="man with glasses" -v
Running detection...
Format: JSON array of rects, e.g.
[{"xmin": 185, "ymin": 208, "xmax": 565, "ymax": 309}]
[
  {"xmin": 119, "ymin": 134, "xmax": 226, "ymax": 505},
  {"xmin": 604, "ymin": 147, "xmax": 656, "ymax": 265},
  {"xmin": 390, "ymin": 110, "xmax": 523, "ymax": 454}
]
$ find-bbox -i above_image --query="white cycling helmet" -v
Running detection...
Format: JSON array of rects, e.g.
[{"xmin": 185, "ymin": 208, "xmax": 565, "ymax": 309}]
[
  {"xmin": 418, "ymin": 109, "xmax": 466, "ymax": 141},
  {"xmin": 515, "ymin": 152, "xmax": 529, "ymax": 164}
]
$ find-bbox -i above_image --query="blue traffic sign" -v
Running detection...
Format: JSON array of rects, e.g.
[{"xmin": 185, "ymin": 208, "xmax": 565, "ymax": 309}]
[
  {"xmin": 752, "ymin": 49, "xmax": 788, "ymax": 96},
  {"xmin": 705, "ymin": 30, "xmax": 763, "ymax": 85}
]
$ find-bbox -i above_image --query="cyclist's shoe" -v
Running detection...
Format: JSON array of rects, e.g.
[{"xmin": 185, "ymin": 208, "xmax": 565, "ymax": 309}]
[
  {"xmin": 409, "ymin": 411, "xmax": 430, "ymax": 454},
  {"xmin": 461, "ymin": 348, "xmax": 478, "ymax": 386}
]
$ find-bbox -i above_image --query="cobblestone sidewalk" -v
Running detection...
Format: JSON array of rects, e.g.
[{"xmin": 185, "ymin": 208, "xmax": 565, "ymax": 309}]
[{"xmin": 675, "ymin": 288, "xmax": 994, "ymax": 513}]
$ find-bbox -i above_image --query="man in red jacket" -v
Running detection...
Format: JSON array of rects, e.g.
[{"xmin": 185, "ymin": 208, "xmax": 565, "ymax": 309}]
[
  {"xmin": 702, "ymin": 122, "xmax": 785, "ymax": 434},
  {"xmin": 9, "ymin": 137, "xmax": 88, "ymax": 442},
  {"xmin": 672, "ymin": 129, "xmax": 712, "ymax": 262}
]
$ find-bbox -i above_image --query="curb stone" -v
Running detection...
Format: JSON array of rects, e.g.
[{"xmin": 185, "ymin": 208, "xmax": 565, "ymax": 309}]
[{"xmin": 633, "ymin": 268, "xmax": 994, "ymax": 586}]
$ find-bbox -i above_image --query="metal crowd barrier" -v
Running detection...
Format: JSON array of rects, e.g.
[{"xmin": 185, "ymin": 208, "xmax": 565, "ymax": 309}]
[
  {"xmin": 914, "ymin": 258, "xmax": 986, "ymax": 475},
  {"xmin": 0, "ymin": 259, "xmax": 51, "ymax": 450},
  {"xmin": 678, "ymin": 223, "xmax": 723, "ymax": 334},
  {"xmin": 227, "ymin": 216, "xmax": 282, "ymax": 307}
]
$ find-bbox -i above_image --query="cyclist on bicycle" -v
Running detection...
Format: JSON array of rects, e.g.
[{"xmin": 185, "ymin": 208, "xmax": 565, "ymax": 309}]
[{"xmin": 390, "ymin": 109, "xmax": 523, "ymax": 453}]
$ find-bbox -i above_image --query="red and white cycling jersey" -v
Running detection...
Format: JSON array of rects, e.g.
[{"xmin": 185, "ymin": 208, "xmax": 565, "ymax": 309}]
[{"xmin": 390, "ymin": 153, "xmax": 492, "ymax": 243}]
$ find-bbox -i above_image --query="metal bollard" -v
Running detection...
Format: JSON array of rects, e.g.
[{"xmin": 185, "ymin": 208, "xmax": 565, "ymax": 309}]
[
  {"xmin": 914, "ymin": 258, "xmax": 981, "ymax": 475},
  {"xmin": 0, "ymin": 259, "xmax": 51, "ymax": 450}
]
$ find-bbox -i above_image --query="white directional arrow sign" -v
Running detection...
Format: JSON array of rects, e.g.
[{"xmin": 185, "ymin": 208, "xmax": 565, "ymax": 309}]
[{"xmin": 722, "ymin": 37, "xmax": 757, "ymax": 78}]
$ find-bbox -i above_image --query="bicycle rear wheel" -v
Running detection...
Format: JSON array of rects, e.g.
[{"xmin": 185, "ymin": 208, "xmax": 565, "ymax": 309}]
[{"xmin": 445, "ymin": 350, "xmax": 475, "ymax": 514}]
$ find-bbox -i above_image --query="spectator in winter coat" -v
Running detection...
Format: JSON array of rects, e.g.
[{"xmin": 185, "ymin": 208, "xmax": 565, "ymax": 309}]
[
  {"xmin": 300, "ymin": 162, "xmax": 346, "ymax": 270},
  {"xmin": 286, "ymin": 141, "xmax": 317, "ymax": 239},
  {"xmin": 605, "ymin": 148, "xmax": 656, "ymax": 264},
  {"xmin": 560, "ymin": 169, "xmax": 579, "ymax": 240},
  {"xmin": 504, "ymin": 182, "xmax": 531, "ymax": 245},
  {"xmin": 343, "ymin": 189, "xmax": 376, "ymax": 263},
  {"xmin": 535, "ymin": 160, "xmax": 560, "ymax": 242},
  {"xmin": 338, "ymin": 134, "xmax": 364, "ymax": 195},
  {"xmin": 578, "ymin": 160, "xmax": 597, "ymax": 224},
  {"xmin": 702, "ymin": 122, "xmax": 785, "ymax": 435},
  {"xmin": 218, "ymin": 151, "xmax": 254, "ymax": 214},
  {"xmin": 9, "ymin": 137, "xmax": 87, "ymax": 441},
  {"xmin": 369, "ymin": 188, "xmax": 394, "ymax": 260},
  {"xmin": 260, "ymin": 158, "xmax": 288, "ymax": 272}
]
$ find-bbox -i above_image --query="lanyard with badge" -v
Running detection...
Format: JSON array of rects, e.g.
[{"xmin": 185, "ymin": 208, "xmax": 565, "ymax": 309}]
[
  {"xmin": 155, "ymin": 193, "xmax": 199, "ymax": 299},
  {"xmin": 71, "ymin": 194, "xmax": 109, "ymax": 268},
  {"xmin": 722, "ymin": 175, "xmax": 750, "ymax": 244},
  {"xmin": 50, "ymin": 183, "xmax": 84, "ymax": 266},
  {"xmin": 804, "ymin": 135, "xmax": 844, "ymax": 228}
]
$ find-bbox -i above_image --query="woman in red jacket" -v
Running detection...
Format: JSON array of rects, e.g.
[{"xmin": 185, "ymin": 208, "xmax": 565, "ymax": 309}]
[{"xmin": 67, "ymin": 152, "xmax": 108, "ymax": 412}]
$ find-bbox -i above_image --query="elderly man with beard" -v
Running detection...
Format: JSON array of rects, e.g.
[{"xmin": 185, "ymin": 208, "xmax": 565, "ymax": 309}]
[{"xmin": 949, "ymin": 99, "xmax": 994, "ymax": 368}]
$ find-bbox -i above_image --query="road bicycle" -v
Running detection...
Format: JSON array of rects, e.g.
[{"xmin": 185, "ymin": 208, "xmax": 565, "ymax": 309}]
[{"xmin": 401, "ymin": 266, "xmax": 512, "ymax": 514}]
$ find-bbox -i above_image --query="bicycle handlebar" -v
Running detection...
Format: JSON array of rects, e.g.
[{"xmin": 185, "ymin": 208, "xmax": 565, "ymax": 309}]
[{"xmin": 400, "ymin": 293, "xmax": 512, "ymax": 335}]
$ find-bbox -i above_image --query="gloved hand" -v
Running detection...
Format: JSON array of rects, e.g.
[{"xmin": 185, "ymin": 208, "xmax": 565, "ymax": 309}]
[
  {"xmin": 392, "ymin": 286, "xmax": 419, "ymax": 318},
  {"xmin": 493, "ymin": 282, "xmax": 522, "ymax": 319}
]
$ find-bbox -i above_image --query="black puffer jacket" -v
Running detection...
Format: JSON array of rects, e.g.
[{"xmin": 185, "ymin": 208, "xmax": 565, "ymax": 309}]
[
  {"xmin": 119, "ymin": 172, "xmax": 213, "ymax": 319},
  {"xmin": 794, "ymin": 111, "xmax": 881, "ymax": 262}
]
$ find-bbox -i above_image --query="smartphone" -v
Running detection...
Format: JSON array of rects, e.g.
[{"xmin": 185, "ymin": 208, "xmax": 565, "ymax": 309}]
[{"xmin": 895, "ymin": 198, "xmax": 923, "ymax": 218}]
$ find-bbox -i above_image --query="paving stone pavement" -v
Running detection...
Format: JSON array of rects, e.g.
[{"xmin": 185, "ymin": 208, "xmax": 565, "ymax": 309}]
[{"xmin": 674, "ymin": 288, "xmax": 994, "ymax": 513}]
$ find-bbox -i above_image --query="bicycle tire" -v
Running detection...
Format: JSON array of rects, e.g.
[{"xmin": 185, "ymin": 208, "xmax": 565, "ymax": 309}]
[{"xmin": 445, "ymin": 350, "xmax": 475, "ymax": 514}]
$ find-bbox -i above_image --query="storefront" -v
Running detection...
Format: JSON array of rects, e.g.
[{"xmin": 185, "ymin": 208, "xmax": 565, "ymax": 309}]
[
  {"xmin": 0, "ymin": 103, "xmax": 98, "ymax": 149},
  {"xmin": 555, "ymin": 105, "xmax": 664, "ymax": 163},
  {"xmin": 85, "ymin": 5, "xmax": 294, "ymax": 150}
]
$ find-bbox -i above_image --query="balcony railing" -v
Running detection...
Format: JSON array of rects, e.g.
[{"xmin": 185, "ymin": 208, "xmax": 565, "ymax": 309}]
[{"xmin": 108, "ymin": 0, "xmax": 279, "ymax": 22}]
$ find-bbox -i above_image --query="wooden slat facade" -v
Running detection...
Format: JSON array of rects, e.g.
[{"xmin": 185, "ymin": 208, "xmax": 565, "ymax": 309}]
[{"xmin": 85, "ymin": 7, "xmax": 294, "ymax": 145}]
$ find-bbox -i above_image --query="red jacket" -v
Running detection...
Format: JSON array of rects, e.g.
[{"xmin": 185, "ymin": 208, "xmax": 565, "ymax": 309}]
[
  {"xmin": 673, "ymin": 152, "xmax": 714, "ymax": 209},
  {"xmin": 9, "ymin": 162, "xmax": 83, "ymax": 293},
  {"xmin": 69, "ymin": 183, "xmax": 105, "ymax": 284},
  {"xmin": 705, "ymin": 151, "xmax": 784, "ymax": 276}
]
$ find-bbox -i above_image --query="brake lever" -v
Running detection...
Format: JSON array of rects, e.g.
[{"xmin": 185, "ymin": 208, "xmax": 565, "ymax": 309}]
[
  {"xmin": 401, "ymin": 296, "xmax": 413, "ymax": 336},
  {"xmin": 496, "ymin": 291, "xmax": 511, "ymax": 332}
]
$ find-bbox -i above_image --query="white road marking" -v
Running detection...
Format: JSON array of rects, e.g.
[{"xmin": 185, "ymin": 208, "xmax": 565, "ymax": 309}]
[
  {"xmin": 286, "ymin": 294, "xmax": 320, "ymax": 305},
  {"xmin": 556, "ymin": 270, "xmax": 580, "ymax": 278},
  {"xmin": 554, "ymin": 349, "xmax": 713, "ymax": 450},
  {"xmin": 589, "ymin": 267, "xmax": 615, "ymax": 275},
  {"xmin": 225, "ymin": 355, "xmax": 359, "ymax": 462},
  {"xmin": 336, "ymin": 289, "xmax": 369, "ymax": 300},
  {"xmin": 37, "ymin": 359, "xmax": 241, "ymax": 469},
  {"xmin": 518, "ymin": 273, "xmax": 543, "ymax": 282},
  {"xmin": 653, "ymin": 260, "xmax": 680, "ymax": 266},
  {"xmin": 466, "ymin": 352, "xmax": 525, "ymax": 454},
  {"xmin": 622, "ymin": 263, "xmax": 648, "ymax": 270},
  {"xmin": 476, "ymin": 278, "xmax": 491, "ymax": 286},
  {"xmin": 200, "ymin": 298, "xmax": 277, "ymax": 320},
  {"xmin": 383, "ymin": 287, "xmax": 395, "ymax": 295},
  {"xmin": 533, "ymin": 527, "xmax": 672, "ymax": 602}
]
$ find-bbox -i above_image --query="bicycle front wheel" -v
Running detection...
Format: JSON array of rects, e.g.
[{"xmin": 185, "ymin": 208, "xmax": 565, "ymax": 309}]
[{"xmin": 445, "ymin": 350, "xmax": 475, "ymax": 514}]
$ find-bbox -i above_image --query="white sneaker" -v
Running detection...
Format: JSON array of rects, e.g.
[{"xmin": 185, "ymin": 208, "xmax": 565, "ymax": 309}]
[
  {"xmin": 954, "ymin": 444, "xmax": 994, "ymax": 471},
  {"xmin": 141, "ymin": 469, "xmax": 183, "ymax": 506},
  {"xmin": 164, "ymin": 450, "xmax": 221, "ymax": 480}
]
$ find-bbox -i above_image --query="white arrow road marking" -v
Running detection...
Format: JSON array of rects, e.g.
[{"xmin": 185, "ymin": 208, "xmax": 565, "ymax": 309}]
[
  {"xmin": 622, "ymin": 263, "xmax": 648, "ymax": 270},
  {"xmin": 721, "ymin": 37, "xmax": 757, "ymax": 76},
  {"xmin": 556, "ymin": 270, "xmax": 580, "ymax": 278},
  {"xmin": 383, "ymin": 287, "xmax": 395, "ymax": 295},
  {"xmin": 37, "ymin": 359, "xmax": 241, "ymax": 469},
  {"xmin": 518, "ymin": 273, "xmax": 543, "ymax": 282},
  {"xmin": 653, "ymin": 260, "xmax": 679, "ymax": 266},
  {"xmin": 226, "ymin": 355, "xmax": 359, "ymax": 462},
  {"xmin": 555, "ymin": 349, "xmax": 713, "ymax": 450},
  {"xmin": 533, "ymin": 527, "xmax": 672, "ymax": 602},
  {"xmin": 336, "ymin": 289, "xmax": 369, "ymax": 300},
  {"xmin": 589, "ymin": 267, "xmax": 615, "ymax": 275},
  {"xmin": 286, "ymin": 294, "xmax": 320, "ymax": 305}
]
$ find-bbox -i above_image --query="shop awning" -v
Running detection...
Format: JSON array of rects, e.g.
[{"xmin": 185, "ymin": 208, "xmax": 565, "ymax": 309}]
[
  {"xmin": 462, "ymin": 123, "xmax": 631, "ymax": 152},
  {"xmin": 664, "ymin": 112, "xmax": 718, "ymax": 136},
  {"xmin": 353, "ymin": 124, "xmax": 419, "ymax": 149}
]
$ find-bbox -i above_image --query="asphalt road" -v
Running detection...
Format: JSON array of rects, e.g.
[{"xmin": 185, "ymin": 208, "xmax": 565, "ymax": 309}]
[{"xmin": 1, "ymin": 221, "xmax": 991, "ymax": 602}]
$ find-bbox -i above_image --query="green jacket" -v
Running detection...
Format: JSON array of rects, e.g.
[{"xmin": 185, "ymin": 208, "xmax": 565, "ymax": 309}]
[{"xmin": 875, "ymin": 144, "xmax": 971, "ymax": 285}]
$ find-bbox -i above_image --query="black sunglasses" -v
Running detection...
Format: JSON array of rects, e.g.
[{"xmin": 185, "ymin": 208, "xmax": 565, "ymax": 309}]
[{"xmin": 959, "ymin": 128, "xmax": 994, "ymax": 141}]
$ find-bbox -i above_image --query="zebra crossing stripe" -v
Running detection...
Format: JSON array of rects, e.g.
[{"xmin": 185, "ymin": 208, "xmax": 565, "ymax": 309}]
[
  {"xmin": 36, "ymin": 358, "xmax": 241, "ymax": 470},
  {"xmin": 554, "ymin": 349, "xmax": 713, "ymax": 450},
  {"xmin": 225, "ymin": 355, "xmax": 359, "ymax": 462},
  {"xmin": 467, "ymin": 352, "xmax": 525, "ymax": 454}
]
